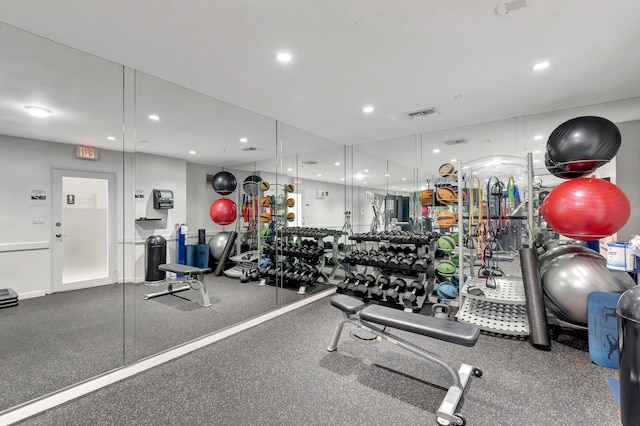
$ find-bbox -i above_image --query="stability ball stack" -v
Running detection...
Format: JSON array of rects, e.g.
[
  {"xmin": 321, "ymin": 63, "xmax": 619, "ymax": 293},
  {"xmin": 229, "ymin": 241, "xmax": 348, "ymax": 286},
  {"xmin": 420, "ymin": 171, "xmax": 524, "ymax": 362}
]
[
  {"xmin": 210, "ymin": 170, "xmax": 238, "ymax": 226},
  {"xmin": 539, "ymin": 245, "xmax": 635, "ymax": 326},
  {"xmin": 541, "ymin": 115, "xmax": 630, "ymax": 240}
]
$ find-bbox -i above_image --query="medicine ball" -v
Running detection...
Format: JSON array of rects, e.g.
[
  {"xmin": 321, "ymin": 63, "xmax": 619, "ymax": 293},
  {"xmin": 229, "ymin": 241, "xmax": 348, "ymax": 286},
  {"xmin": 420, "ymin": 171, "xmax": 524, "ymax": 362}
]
[
  {"xmin": 259, "ymin": 212, "xmax": 271, "ymax": 223},
  {"xmin": 259, "ymin": 228, "xmax": 271, "ymax": 237},
  {"xmin": 436, "ymin": 187, "xmax": 456, "ymax": 204},
  {"xmin": 212, "ymin": 171, "xmax": 237, "ymax": 195},
  {"xmin": 436, "ymin": 282, "xmax": 458, "ymax": 301},
  {"xmin": 286, "ymin": 198, "xmax": 295, "ymax": 207},
  {"xmin": 209, "ymin": 198, "xmax": 237, "ymax": 225},
  {"xmin": 284, "ymin": 184, "xmax": 295, "ymax": 193},
  {"xmin": 437, "ymin": 235, "xmax": 456, "ymax": 253},
  {"xmin": 436, "ymin": 212, "xmax": 457, "ymax": 229},
  {"xmin": 436, "ymin": 260, "xmax": 457, "ymax": 277},
  {"xmin": 286, "ymin": 212, "xmax": 295, "ymax": 222},
  {"xmin": 546, "ymin": 116, "xmax": 621, "ymax": 173},
  {"xmin": 259, "ymin": 181, "xmax": 271, "ymax": 191},
  {"xmin": 259, "ymin": 196, "xmax": 271, "ymax": 206},
  {"xmin": 439, "ymin": 163, "xmax": 456, "ymax": 178},
  {"xmin": 243, "ymin": 175, "xmax": 263, "ymax": 194}
]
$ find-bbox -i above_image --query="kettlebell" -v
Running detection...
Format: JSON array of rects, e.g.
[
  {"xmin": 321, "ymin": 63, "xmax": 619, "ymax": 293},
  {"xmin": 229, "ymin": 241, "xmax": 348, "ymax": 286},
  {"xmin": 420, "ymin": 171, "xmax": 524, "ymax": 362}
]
[{"xmin": 431, "ymin": 303, "xmax": 450, "ymax": 319}]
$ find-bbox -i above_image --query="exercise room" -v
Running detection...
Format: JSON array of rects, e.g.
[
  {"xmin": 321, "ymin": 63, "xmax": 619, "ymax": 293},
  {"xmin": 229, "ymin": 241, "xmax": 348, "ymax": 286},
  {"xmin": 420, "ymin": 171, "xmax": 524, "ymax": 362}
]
[{"xmin": 1, "ymin": 2, "xmax": 639, "ymax": 425}]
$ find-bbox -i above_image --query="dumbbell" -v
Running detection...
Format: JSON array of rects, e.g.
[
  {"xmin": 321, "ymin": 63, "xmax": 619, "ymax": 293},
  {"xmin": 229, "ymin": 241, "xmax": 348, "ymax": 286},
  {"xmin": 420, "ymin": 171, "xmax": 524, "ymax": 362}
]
[
  {"xmin": 402, "ymin": 280, "xmax": 426, "ymax": 307},
  {"xmin": 347, "ymin": 273, "xmax": 367, "ymax": 294},
  {"xmin": 370, "ymin": 276, "xmax": 391, "ymax": 300},
  {"xmin": 301, "ymin": 266, "xmax": 320, "ymax": 285},
  {"xmin": 336, "ymin": 272, "xmax": 357, "ymax": 294},
  {"xmin": 355, "ymin": 274, "xmax": 377, "ymax": 297},
  {"xmin": 385, "ymin": 278, "xmax": 407, "ymax": 304}
]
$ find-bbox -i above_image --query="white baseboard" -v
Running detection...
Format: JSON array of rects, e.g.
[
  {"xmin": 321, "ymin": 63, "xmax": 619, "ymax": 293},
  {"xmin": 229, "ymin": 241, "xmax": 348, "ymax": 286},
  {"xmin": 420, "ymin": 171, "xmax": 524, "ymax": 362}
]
[{"xmin": 17, "ymin": 290, "xmax": 46, "ymax": 300}]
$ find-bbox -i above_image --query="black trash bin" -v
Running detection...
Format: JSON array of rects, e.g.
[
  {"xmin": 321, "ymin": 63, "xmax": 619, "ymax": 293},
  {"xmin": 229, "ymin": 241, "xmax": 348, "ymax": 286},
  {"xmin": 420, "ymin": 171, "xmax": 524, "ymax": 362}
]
[
  {"xmin": 145, "ymin": 235, "xmax": 167, "ymax": 283},
  {"xmin": 617, "ymin": 286, "xmax": 640, "ymax": 426}
]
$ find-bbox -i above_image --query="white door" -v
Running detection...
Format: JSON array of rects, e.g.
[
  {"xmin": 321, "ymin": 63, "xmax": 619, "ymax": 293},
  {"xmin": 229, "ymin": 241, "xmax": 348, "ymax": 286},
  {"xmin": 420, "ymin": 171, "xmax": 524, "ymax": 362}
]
[{"xmin": 51, "ymin": 169, "xmax": 116, "ymax": 292}]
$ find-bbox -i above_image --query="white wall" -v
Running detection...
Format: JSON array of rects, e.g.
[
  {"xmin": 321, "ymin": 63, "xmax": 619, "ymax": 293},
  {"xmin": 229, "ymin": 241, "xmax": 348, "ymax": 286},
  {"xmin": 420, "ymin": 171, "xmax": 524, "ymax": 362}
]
[
  {"xmin": 297, "ymin": 178, "xmax": 345, "ymax": 230},
  {"xmin": 0, "ymin": 135, "xmax": 125, "ymax": 298},
  {"xmin": 617, "ymin": 120, "xmax": 640, "ymax": 240}
]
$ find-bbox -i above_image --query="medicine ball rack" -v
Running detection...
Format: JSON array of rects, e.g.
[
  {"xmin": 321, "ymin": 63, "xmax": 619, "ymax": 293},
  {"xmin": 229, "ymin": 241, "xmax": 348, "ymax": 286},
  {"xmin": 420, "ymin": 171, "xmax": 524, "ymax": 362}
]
[{"xmin": 341, "ymin": 231, "xmax": 435, "ymax": 313}]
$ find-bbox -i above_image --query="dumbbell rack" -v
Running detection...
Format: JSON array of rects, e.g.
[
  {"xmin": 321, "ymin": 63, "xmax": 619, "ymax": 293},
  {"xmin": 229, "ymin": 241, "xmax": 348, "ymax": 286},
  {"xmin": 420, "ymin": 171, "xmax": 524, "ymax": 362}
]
[
  {"xmin": 262, "ymin": 243, "xmax": 324, "ymax": 294},
  {"xmin": 455, "ymin": 276, "xmax": 529, "ymax": 336},
  {"xmin": 281, "ymin": 227, "xmax": 348, "ymax": 283},
  {"xmin": 345, "ymin": 232, "xmax": 435, "ymax": 313}
]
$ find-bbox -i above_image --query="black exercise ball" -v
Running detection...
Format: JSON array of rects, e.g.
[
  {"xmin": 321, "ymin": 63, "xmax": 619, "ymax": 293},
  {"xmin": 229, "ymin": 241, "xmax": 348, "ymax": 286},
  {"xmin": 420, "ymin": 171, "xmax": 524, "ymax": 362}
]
[
  {"xmin": 546, "ymin": 116, "xmax": 621, "ymax": 173},
  {"xmin": 212, "ymin": 171, "xmax": 237, "ymax": 195},
  {"xmin": 243, "ymin": 175, "xmax": 263, "ymax": 194},
  {"xmin": 544, "ymin": 154, "xmax": 590, "ymax": 180}
]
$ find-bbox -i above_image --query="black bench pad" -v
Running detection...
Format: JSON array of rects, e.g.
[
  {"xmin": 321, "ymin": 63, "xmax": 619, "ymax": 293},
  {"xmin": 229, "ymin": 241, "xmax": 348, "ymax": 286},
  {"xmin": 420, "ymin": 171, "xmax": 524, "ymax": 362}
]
[
  {"xmin": 359, "ymin": 304, "xmax": 480, "ymax": 347},
  {"xmin": 331, "ymin": 295, "xmax": 365, "ymax": 315},
  {"xmin": 158, "ymin": 264, "xmax": 211, "ymax": 275}
]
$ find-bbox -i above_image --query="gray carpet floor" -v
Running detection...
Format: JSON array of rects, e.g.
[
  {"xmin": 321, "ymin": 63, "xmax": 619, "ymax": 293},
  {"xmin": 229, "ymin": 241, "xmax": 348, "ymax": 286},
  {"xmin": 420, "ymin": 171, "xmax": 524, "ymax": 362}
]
[
  {"xmin": 17, "ymin": 295, "xmax": 621, "ymax": 426},
  {"xmin": 0, "ymin": 276, "xmax": 330, "ymax": 412}
]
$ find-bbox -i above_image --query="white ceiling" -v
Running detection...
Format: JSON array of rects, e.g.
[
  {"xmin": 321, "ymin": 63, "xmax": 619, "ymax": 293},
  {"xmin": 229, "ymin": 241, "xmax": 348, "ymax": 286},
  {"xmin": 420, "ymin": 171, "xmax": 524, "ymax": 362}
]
[{"xmin": 1, "ymin": 1, "xmax": 640, "ymax": 189}]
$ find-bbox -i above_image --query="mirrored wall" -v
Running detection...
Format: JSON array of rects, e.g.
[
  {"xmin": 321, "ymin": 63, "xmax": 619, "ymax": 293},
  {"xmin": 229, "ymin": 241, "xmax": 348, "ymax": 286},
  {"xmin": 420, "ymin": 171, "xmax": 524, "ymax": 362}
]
[
  {"xmin": 0, "ymin": 23, "xmax": 126, "ymax": 410},
  {"xmin": 1, "ymin": 18, "xmax": 640, "ymax": 416}
]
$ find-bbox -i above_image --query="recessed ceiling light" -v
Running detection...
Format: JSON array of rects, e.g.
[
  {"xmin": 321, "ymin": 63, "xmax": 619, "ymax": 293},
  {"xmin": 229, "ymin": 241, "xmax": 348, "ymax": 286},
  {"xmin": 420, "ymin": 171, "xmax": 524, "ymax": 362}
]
[
  {"xmin": 317, "ymin": 174, "xmax": 322, "ymax": 177},
  {"xmin": 433, "ymin": 148, "xmax": 440, "ymax": 153},
  {"xmin": 364, "ymin": 169, "xmax": 369, "ymax": 173},
  {"xmin": 24, "ymin": 106, "xmax": 53, "ymax": 117},
  {"xmin": 106, "ymin": 136, "xmax": 116, "ymax": 141},
  {"xmin": 392, "ymin": 186, "xmax": 396, "ymax": 189},
  {"xmin": 334, "ymin": 162, "xmax": 340, "ymax": 166},
  {"xmin": 363, "ymin": 181, "xmax": 367, "ymax": 184},
  {"xmin": 451, "ymin": 159, "xmax": 457, "ymax": 162},
  {"xmin": 384, "ymin": 174, "xmax": 390, "ymax": 177},
  {"xmin": 189, "ymin": 150, "xmax": 196, "ymax": 155},
  {"xmin": 401, "ymin": 177, "xmax": 407, "ymax": 181},
  {"xmin": 532, "ymin": 61, "xmax": 551, "ymax": 71},
  {"xmin": 340, "ymin": 178, "xmax": 345, "ymax": 181},
  {"xmin": 362, "ymin": 105, "xmax": 374, "ymax": 114},
  {"xmin": 276, "ymin": 52, "xmax": 292, "ymax": 63},
  {"xmin": 533, "ymin": 160, "xmax": 540, "ymax": 163},
  {"xmin": 463, "ymin": 166, "xmax": 469, "ymax": 169},
  {"xmin": 148, "ymin": 114, "xmax": 160, "ymax": 121},
  {"xmin": 240, "ymin": 138, "xmax": 248, "ymax": 143},
  {"xmin": 533, "ymin": 150, "xmax": 541, "ymax": 154},
  {"xmin": 533, "ymin": 135, "xmax": 544, "ymax": 140},
  {"xmin": 287, "ymin": 168, "xmax": 293, "ymax": 172}
]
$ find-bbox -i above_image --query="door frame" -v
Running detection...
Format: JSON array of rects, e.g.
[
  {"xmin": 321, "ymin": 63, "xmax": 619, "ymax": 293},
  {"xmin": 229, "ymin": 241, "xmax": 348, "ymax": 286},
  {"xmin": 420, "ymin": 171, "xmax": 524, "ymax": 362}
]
[{"xmin": 51, "ymin": 168, "xmax": 117, "ymax": 293}]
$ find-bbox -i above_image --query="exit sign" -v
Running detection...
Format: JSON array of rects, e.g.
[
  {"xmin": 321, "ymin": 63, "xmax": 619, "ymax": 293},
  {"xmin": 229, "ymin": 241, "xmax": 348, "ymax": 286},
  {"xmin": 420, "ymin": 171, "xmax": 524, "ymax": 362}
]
[{"xmin": 75, "ymin": 145, "xmax": 99, "ymax": 161}]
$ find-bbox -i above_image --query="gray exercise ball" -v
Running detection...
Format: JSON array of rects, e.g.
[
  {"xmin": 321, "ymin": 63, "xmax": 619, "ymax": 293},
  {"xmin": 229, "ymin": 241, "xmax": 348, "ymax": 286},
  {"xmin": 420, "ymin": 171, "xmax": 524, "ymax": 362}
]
[
  {"xmin": 541, "ymin": 251, "xmax": 635, "ymax": 326},
  {"xmin": 208, "ymin": 232, "xmax": 230, "ymax": 261}
]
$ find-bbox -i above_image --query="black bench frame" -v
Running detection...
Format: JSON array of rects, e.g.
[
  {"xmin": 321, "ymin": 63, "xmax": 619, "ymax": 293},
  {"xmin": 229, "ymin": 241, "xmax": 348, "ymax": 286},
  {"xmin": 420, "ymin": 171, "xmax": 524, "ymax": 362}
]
[{"xmin": 327, "ymin": 295, "xmax": 481, "ymax": 426}]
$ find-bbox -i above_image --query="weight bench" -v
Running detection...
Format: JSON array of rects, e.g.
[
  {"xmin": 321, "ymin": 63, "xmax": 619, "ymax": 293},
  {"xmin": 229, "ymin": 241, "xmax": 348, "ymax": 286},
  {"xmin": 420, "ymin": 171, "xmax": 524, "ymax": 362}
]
[
  {"xmin": 144, "ymin": 264, "xmax": 212, "ymax": 307},
  {"xmin": 327, "ymin": 295, "xmax": 481, "ymax": 426}
]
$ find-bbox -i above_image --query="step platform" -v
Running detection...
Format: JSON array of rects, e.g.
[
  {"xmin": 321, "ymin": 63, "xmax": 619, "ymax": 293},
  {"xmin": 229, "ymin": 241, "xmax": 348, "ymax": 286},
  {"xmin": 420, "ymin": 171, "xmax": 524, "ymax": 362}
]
[{"xmin": 0, "ymin": 288, "xmax": 19, "ymax": 309}]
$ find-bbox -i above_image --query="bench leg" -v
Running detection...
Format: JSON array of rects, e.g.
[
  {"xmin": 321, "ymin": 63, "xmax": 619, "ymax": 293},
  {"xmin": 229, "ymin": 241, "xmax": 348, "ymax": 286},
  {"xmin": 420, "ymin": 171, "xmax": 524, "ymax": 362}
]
[
  {"xmin": 327, "ymin": 313, "xmax": 357, "ymax": 352},
  {"xmin": 195, "ymin": 273, "xmax": 211, "ymax": 307}
]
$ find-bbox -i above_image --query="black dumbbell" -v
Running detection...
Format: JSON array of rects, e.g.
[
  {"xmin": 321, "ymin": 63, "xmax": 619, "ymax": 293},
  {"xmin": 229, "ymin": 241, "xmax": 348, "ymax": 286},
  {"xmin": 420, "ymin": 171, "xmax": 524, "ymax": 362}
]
[
  {"xmin": 354, "ymin": 274, "xmax": 377, "ymax": 297},
  {"xmin": 385, "ymin": 278, "xmax": 407, "ymax": 304},
  {"xmin": 370, "ymin": 276, "xmax": 391, "ymax": 300},
  {"xmin": 402, "ymin": 280, "xmax": 426, "ymax": 307}
]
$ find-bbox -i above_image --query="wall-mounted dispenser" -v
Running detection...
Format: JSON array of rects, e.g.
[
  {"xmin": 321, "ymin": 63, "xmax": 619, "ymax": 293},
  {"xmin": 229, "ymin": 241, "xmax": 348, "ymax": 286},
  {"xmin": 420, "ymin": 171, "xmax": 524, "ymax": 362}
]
[{"xmin": 153, "ymin": 189, "xmax": 174, "ymax": 209}]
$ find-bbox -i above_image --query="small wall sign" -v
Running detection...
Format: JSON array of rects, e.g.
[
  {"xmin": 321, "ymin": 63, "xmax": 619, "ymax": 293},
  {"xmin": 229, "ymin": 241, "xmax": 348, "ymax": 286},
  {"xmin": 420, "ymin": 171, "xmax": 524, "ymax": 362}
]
[{"xmin": 75, "ymin": 145, "xmax": 99, "ymax": 161}]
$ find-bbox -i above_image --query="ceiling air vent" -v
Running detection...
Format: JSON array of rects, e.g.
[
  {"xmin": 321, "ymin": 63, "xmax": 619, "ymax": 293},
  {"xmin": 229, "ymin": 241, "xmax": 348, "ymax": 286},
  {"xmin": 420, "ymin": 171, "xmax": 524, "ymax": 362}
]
[
  {"xmin": 300, "ymin": 160, "xmax": 318, "ymax": 165},
  {"xmin": 404, "ymin": 106, "xmax": 440, "ymax": 120},
  {"xmin": 241, "ymin": 146, "xmax": 261, "ymax": 152},
  {"xmin": 443, "ymin": 138, "xmax": 468, "ymax": 146}
]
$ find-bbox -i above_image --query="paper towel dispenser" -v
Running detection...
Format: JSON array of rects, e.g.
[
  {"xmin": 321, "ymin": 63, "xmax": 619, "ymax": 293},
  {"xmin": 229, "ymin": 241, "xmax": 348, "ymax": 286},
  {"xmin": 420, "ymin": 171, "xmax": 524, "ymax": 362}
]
[{"xmin": 153, "ymin": 189, "xmax": 174, "ymax": 209}]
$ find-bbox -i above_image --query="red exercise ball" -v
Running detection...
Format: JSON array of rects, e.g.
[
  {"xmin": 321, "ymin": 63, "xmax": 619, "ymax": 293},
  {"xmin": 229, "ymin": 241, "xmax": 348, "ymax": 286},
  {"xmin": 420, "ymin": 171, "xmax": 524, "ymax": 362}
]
[
  {"xmin": 542, "ymin": 178, "xmax": 630, "ymax": 240},
  {"xmin": 422, "ymin": 206, "xmax": 428, "ymax": 216},
  {"xmin": 209, "ymin": 198, "xmax": 237, "ymax": 225}
]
